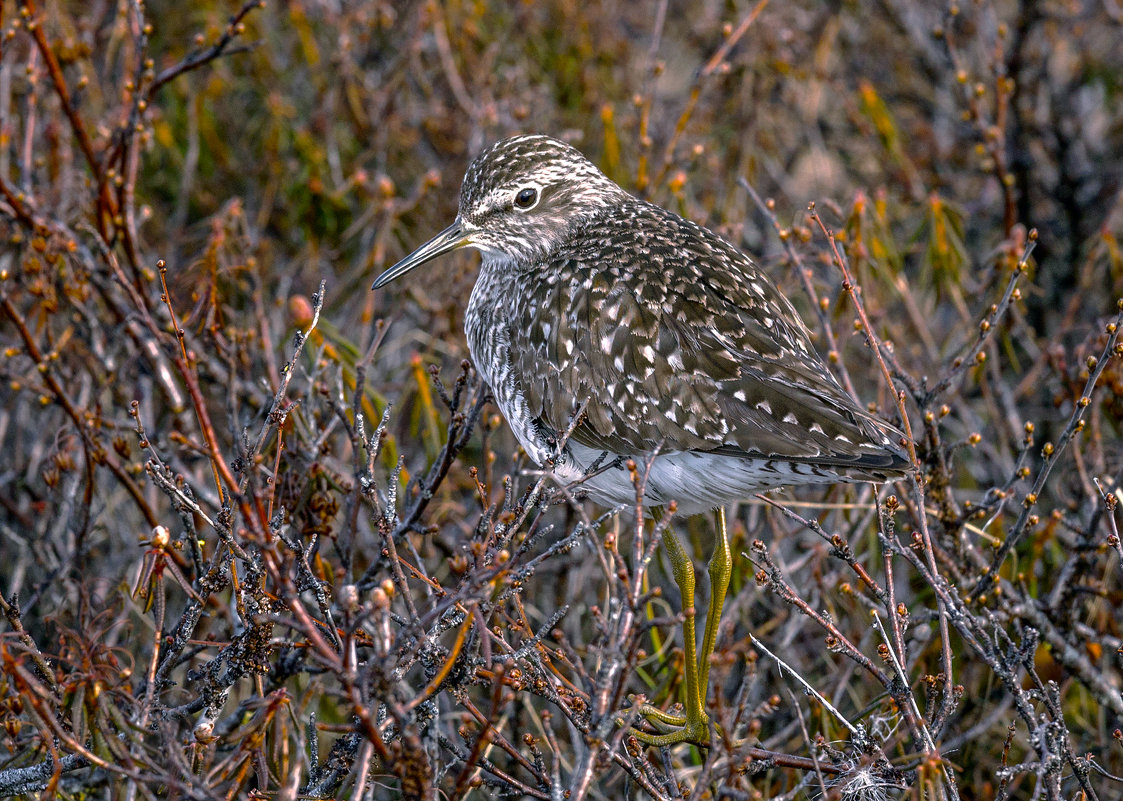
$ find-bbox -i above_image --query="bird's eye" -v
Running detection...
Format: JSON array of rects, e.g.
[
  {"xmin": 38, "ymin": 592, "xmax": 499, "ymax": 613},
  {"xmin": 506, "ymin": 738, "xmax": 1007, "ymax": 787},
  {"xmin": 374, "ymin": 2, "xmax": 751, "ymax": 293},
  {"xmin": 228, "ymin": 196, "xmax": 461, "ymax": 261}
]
[{"xmin": 514, "ymin": 187, "xmax": 538, "ymax": 210}]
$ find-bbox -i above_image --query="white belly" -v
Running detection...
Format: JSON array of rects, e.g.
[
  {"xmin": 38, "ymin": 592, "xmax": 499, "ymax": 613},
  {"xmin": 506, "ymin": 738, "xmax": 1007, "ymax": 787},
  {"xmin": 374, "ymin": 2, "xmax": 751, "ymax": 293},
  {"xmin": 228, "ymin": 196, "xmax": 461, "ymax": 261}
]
[{"xmin": 552, "ymin": 441, "xmax": 845, "ymax": 516}]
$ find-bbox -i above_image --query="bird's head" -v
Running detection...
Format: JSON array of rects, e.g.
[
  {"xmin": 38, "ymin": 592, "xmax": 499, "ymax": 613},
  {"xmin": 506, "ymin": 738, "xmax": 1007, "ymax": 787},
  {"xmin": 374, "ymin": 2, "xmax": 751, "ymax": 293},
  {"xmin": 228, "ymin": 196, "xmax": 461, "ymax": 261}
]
[{"xmin": 372, "ymin": 135, "xmax": 625, "ymax": 289}]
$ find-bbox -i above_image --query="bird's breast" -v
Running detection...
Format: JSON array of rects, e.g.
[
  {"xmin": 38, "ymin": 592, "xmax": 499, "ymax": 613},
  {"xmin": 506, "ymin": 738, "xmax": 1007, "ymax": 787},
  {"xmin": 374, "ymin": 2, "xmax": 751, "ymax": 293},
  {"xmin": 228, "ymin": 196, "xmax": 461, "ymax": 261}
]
[{"xmin": 465, "ymin": 264, "xmax": 556, "ymax": 466}]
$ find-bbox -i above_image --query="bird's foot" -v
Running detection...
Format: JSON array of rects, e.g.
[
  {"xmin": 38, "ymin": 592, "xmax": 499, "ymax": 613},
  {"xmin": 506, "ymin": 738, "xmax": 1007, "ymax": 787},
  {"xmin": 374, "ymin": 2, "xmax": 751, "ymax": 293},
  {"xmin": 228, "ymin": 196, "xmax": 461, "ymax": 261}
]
[{"xmin": 623, "ymin": 702, "xmax": 715, "ymax": 747}]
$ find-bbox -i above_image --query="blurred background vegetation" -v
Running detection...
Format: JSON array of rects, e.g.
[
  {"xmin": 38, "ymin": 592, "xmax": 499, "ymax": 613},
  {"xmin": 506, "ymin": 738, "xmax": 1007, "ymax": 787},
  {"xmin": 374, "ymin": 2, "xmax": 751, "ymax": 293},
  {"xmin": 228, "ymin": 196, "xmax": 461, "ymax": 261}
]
[{"xmin": 1, "ymin": 0, "xmax": 1121, "ymax": 798}]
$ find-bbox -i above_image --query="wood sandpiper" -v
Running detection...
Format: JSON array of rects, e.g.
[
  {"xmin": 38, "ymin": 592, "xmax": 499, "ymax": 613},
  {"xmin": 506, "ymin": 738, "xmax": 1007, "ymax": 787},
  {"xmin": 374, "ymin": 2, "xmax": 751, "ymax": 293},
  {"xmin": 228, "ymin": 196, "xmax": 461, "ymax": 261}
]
[{"xmin": 372, "ymin": 134, "xmax": 912, "ymax": 746}]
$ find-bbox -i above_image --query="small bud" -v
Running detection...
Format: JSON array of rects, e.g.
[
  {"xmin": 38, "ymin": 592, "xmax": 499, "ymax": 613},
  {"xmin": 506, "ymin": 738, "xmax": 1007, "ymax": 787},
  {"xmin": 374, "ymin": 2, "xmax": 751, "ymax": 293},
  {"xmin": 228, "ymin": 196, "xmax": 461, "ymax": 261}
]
[
  {"xmin": 370, "ymin": 588, "xmax": 389, "ymax": 610},
  {"xmin": 288, "ymin": 295, "xmax": 314, "ymax": 327},
  {"xmin": 339, "ymin": 584, "xmax": 360, "ymax": 612},
  {"xmin": 194, "ymin": 717, "xmax": 217, "ymax": 744},
  {"xmin": 151, "ymin": 525, "xmax": 170, "ymax": 550}
]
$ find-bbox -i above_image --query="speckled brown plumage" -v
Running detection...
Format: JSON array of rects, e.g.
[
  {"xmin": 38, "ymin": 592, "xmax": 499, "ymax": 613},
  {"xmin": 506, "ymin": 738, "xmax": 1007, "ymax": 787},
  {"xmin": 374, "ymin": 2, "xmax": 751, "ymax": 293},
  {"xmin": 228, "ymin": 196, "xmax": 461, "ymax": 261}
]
[{"xmin": 375, "ymin": 135, "xmax": 911, "ymax": 512}]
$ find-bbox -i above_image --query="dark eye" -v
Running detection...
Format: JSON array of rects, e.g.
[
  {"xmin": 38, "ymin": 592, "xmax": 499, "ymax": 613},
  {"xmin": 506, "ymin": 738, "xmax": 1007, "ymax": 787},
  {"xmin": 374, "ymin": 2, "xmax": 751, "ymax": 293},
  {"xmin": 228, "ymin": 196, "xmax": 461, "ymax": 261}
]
[{"xmin": 514, "ymin": 187, "xmax": 538, "ymax": 209}]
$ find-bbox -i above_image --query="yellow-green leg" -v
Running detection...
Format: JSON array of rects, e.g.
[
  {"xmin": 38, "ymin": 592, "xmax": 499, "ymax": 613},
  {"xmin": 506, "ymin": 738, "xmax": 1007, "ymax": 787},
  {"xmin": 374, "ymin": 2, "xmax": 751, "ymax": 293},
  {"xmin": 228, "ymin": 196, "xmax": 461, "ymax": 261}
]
[
  {"xmin": 632, "ymin": 507, "xmax": 731, "ymax": 747},
  {"xmin": 699, "ymin": 507, "xmax": 731, "ymax": 696}
]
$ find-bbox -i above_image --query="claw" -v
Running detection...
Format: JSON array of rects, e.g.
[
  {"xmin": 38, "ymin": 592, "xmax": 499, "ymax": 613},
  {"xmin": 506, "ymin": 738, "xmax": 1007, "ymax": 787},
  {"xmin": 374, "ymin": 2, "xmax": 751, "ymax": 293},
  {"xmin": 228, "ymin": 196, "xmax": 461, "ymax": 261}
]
[{"xmin": 630, "ymin": 704, "xmax": 712, "ymax": 746}]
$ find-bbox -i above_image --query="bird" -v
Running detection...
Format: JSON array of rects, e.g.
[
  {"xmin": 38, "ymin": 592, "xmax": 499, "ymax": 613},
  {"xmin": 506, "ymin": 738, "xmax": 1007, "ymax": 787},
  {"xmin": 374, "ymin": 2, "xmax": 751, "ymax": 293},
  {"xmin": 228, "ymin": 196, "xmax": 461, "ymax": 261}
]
[{"xmin": 372, "ymin": 134, "xmax": 912, "ymax": 746}]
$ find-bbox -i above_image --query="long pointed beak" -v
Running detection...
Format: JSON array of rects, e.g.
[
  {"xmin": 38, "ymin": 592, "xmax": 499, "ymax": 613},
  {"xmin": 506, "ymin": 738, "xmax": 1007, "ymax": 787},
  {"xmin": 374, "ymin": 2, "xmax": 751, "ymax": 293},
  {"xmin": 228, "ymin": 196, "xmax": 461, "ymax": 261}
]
[{"xmin": 371, "ymin": 220, "xmax": 470, "ymax": 290}]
